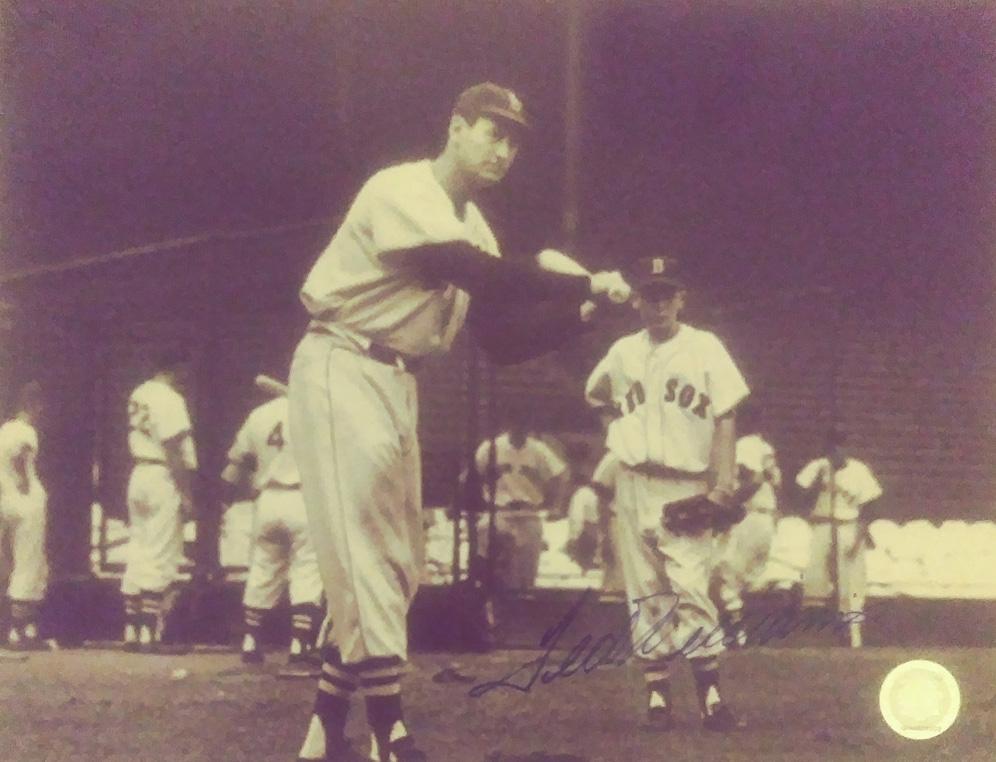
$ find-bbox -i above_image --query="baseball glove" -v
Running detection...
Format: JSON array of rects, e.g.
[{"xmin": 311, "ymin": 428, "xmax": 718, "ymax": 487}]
[
  {"xmin": 661, "ymin": 494, "xmax": 747, "ymax": 536},
  {"xmin": 712, "ymin": 501, "xmax": 747, "ymax": 534}
]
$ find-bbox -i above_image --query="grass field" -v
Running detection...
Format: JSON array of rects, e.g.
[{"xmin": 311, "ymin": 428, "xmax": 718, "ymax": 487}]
[{"xmin": 0, "ymin": 645, "xmax": 992, "ymax": 761}]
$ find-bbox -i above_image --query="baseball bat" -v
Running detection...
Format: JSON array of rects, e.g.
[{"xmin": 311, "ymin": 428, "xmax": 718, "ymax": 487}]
[
  {"xmin": 536, "ymin": 248, "xmax": 593, "ymax": 278},
  {"xmin": 536, "ymin": 249, "xmax": 632, "ymax": 304},
  {"xmin": 254, "ymin": 374, "xmax": 288, "ymax": 398}
]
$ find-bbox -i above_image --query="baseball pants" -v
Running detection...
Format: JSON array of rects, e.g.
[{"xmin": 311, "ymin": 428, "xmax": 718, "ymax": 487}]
[
  {"xmin": 121, "ymin": 463, "xmax": 184, "ymax": 596},
  {"xmin": 601, "ymin": 513, "xmax": 625, "ymax": 593},
  {"xmin": 804, "ymin": 520, "xmax": 867, "ymax": 614},
  {"xmin": 1, "ymin": 486, "xmax": 48, "ymax": 602},
  {"xmin": 243, "ymin": 487, "xmax": 323, "ymax": 610},
  {"xmin": 492, "ymin": 510, "xmax": 544, "ymax": 590},
  {"xmin": 614, "ymin": 468, "xmax": 724, "ymax": 662},
  {"xmin": 713, "ymin": 510, "xmax": 776, "ymax": 614},
  {"xmin": 289, "ymin": 332, "xmax": 422, "ymax": 664}
]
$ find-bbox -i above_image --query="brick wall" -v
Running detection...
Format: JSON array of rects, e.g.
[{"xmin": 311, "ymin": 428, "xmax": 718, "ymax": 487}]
[{"xmin": 419, "ymin": 304, "xmax": 996, "ymax": 521}]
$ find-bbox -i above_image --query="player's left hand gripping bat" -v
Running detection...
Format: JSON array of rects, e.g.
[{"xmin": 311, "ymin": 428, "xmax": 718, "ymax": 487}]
[{"xmin": 536, "ymin": 249, "xmax": 632, "ymax": 304}]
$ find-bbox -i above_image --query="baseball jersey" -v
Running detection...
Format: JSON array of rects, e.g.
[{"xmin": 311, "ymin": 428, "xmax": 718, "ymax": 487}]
[
  {"xmin": 127, "ymin": 379, "xmax": 197, "ymax": 469},
  {"xmin": 584, "ymin": 325, "xmax": 749, "ymax": 472},
  {"xmin": 300, "ymin": 160, "xmax": 501, "ymax": 358},
  {"xmin": 796, "ymin": 457, "xmax": 882, "ymax": 522},
  {"xmin": 736, "ymin": 434, "xmax": 779, "ymax": 512},
  {"xmin": 474, "ymin": 434, "xmax": 567, "ymax": 508},
  {"xmin": 224, "ymin": 397, "xmax": 299, "ymax": 491},
  {"xmin": 0, "ymin": 418, "xmax": 41, "ymax": 492},
  {"xmin": 566, "ymin": 451, "xmax": 621, "ymax": 541}
]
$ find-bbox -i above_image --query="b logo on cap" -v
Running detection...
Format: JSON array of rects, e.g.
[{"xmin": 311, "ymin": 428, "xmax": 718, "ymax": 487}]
[
  {"xmin": 652, "ymin": 257, "xmax": 666, "ymax": 274},
  {"xmin": 506, "ymin": 91, "xmax": 523, "ymax": 115}
]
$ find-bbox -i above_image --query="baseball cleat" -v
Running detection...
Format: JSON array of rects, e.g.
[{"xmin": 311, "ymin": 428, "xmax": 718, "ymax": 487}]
[
  {"xmin": 645, "ymin": 705, "xmax": 675, "ymax": 732},
  {"xmin": 298, "ymin": 738, "xmax": 367, "ymax": 761},
  {"xmin": 701, "ymin": 703, "xmax": 746, "ymax": 732},
  {"xmin": 288, "ymin": 649, "xmax": 322, "ymax": 667},
  {"xmin": 369, "ymin": 731, "xmax": 428, "ymax": 762},
  {"xmin": 241, "ymin": 648, "xmax": 264, "ymax": 665},
  {"xmin": 644, "ymin": 687, "xmax": 675, "ymax": 732}
]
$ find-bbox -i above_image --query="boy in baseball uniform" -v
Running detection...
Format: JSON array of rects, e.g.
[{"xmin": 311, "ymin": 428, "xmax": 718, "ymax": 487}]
[
  {"xmin": 288, "ymin": 82, "xmax": 626, "ymax": 761},
  {"xmin": 121, "ymin": 353, "xmax": 197, "ymax": 652},
  {"xmin": 222, "ymin": 392, "xmax": 322, "ymax": 666},
  {"xmin": 797, "ymin": 428, "xmax": 882, "ymax": 648},
  {"xmin": 585, "ymin": 256, "xmax": 749, "ymax": 732},
  {"xmin": 0, "ymin": 382, "xmax": 49, "ymax": 650}
]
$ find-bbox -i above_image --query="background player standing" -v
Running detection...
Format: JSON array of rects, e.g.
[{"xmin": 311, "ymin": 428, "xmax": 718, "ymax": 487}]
[
  {"xmin": 121, "ymin": 354, "xmax": 197, "ymax": 652},
  {"xmin": 565, "ymin": 450, "xmax": 624, "ymax": 592},
  {"xmin": 0, "ymin": 381, "xmax": 49, "ymax": 650},
  {"xmin": 288, "ymin": 82, "xmax": 626, "ymax": 761},
  {"xmin": 585, "ymin": 256, "xmax": 749, "ymax": 732},
  {"xmin": 474, "ymin": 420, "xmax": 569, "ymax": 591},
  {"xmin": 796, "ymin": 428, "xmax": 883, "ymax": 648},
  {"xmin": 221, "ymin": 388, "xmax": 323, "ymax": 666},
  {"xmin": 712, "ymin": 400, "xmax": 782, "ymax": 645}
]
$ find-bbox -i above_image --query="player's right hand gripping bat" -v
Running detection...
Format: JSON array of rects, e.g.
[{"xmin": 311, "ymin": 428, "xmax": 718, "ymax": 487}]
[
  {"xmin": 662, "ymin": 493, "xmax": 746, "ymax": 536},
  {"xmin": 254, "ymin": 374, "xmax": 288, "ymax": 398}
]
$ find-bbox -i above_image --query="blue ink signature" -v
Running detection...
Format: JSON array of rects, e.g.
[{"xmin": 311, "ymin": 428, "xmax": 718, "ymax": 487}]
[{"xmin": 469, "ymin": 588, "xmax": 864, "ymax": 698}]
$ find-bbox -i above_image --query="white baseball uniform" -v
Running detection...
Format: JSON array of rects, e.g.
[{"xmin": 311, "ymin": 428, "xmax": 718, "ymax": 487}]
[
  {"xmin": 289, "ymin": 159, "xmax": 499, "ymax": 664},
  {"xmin": 585, "ymin": 325, "xmax": 749, "ymax": 663},
  {"xmin": 566, "ymin": 485, "xmax": 599, "ymax": 570},
  {"xmin": 589, "ymin": 451, "xmax": 624, "ymax": 592},
  {"xmin": 796, "ymin": 456, "xmax": 882, "ymax": 615},
  {"xmin": 0, "ymin": 418, "xmax": 48, "ymax": 604},
  {"xmin": 713, "ymin": 434, "xmax": 781, "ymax": 614},
  {"xmin": 122, "ymin": 378, "xmax": 196, "ymax": 596},
  {"xmin": 223, "ymin": 397, "xmax": 322, "ymax": 612},
  {"xmin": 474, "ymin": 433, "xmax": 566, "ymax": 590}
]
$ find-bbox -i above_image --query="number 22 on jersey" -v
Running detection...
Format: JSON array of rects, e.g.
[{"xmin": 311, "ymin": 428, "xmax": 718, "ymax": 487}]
[{"xmin": 128, "ymin": 399, "xmax": 152, "ymax": 436}]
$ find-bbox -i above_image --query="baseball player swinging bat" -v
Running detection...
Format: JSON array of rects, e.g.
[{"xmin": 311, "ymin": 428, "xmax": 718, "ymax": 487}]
[
  {"xmin": 536, "ymin": 249, "xmax": 632, "ymax": 304},
  {"xmin": 254, "ymin": 374, "xmax": 288, "ymax": 398}
]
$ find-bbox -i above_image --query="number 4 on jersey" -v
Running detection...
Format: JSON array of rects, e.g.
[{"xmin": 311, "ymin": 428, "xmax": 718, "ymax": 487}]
[{"xmin": 267, "ymin": 421, "xmax": 284, "ymax": 449}]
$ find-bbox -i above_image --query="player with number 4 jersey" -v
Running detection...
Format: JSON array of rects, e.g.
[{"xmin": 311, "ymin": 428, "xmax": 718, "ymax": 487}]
[{"xmin": 222, "ymin": 393, "xmax": 323, "ymax": 666}]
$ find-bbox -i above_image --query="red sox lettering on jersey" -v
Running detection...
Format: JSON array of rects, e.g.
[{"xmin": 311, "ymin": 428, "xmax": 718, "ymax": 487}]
[{"xmin": 585, "ymin": 325, "xmax": 749, "ymax": 472}]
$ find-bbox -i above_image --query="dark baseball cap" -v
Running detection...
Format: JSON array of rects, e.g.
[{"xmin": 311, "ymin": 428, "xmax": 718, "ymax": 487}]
[
  {"xmin": 627, "ymin": 256, "xmax": 688, "ymax": 292},
  {"xmin": 453, "ymin": 82, "xmax": 530, "ymax": 129}
]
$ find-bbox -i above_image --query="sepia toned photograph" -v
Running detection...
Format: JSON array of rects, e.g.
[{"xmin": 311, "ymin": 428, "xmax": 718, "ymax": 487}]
[{"xmin": 0, "ymin": 1, "xmax": 993, "ymax": 760}]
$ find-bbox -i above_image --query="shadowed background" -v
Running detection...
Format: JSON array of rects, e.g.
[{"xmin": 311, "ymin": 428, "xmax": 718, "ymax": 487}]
[{"xmin": 0, "ymin": 1, "xmax": 994, "ymax": 581}]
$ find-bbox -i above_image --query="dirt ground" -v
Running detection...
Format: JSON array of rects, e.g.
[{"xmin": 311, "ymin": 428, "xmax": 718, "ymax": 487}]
[{"xmin": 0, "ymin": 645, "xmax": 992, "ymax": 762}]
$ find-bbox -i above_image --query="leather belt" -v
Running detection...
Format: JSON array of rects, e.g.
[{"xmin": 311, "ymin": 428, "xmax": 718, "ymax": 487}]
[
  {"xmin": 498, "ymin": 500, "xmax": 543, "ymax": 512},
  {"xmin": 808, "ymin": 515, "xmax": 859, "ymax": 525},
  {"xmin": 134, "ymin": 458, "xmax": 166, "ymax": 466},
  {"xmin": 262, "ymin": 482, "xmax": 301, "ymax": 491},
  {"xmin": 367, "ymin": 342, "xmax": 423, "ymax": 374},
  {"xmin": 746, "ymin": 506, "xmax": 778, "ymax": 516},
  {"xmin": 308, "ymin": 325, "xmax": 422, "ymax": 374},
  {"xmin": 626, "ymin": 461, "xmax": 708, "ymax": 481}
]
